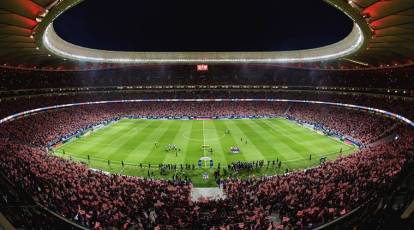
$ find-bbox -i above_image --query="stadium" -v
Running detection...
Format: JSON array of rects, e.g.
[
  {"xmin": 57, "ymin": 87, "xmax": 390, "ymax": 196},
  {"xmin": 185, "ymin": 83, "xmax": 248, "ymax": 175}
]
[{"xmin": 0, "ymin": 0, "xmax": 414, "ymax": 229}]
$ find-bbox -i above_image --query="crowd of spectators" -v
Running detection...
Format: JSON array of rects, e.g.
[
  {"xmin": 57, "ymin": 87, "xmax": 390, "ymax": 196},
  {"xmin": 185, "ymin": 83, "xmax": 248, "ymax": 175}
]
[
  {"xmin": 224, "ymin": 128, "xmax": 414, "ymax": 228},
  {"xmin": 1, "ymin": 89, "xmax": 414, "ymax": 126},
  {"xmin": 0, "ymin": 140, "xmax": 192, "ymax": 229},
  {"xmin": 286, "ymin": 104, "xmax": 396, "ymax": 145},
  {"xmin": 0, "ymin": 100, "xmax": 412, "ymax": 229},
  {"xmin": 1, "ymin": 65, "xmax": 413, "ymax": 90},
  {"xmin": 228, "ymin": 160, "xmax": 266, "ymax": 172},
  {"xmin": 0, "ymin": 102, "xmax": 393, "ymax": 147}
]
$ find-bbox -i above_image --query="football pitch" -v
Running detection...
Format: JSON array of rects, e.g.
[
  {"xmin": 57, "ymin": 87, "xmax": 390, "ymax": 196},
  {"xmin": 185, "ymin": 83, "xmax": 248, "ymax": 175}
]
[{"xmin": 54, "ymin": 118, "xmax": 356, "ymax": 187}]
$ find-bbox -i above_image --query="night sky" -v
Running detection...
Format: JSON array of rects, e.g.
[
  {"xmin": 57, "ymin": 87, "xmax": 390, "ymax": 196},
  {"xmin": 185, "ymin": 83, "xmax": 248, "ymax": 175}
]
[{"xmin": 54, "ymin": 0, "xmax": 353, "ymax": 52}]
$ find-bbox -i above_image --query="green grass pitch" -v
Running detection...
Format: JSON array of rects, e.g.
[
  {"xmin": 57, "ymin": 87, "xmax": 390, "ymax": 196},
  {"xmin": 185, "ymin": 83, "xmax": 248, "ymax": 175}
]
[{"xmin": 54, "ymin": 118, "xmax": 356, "ymax": 187}]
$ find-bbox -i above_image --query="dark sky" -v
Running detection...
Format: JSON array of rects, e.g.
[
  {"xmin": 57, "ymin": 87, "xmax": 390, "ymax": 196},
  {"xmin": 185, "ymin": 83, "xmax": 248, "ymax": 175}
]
[{"xmin": 54, "ymin": 0, "xmax": 353, "ymax": 52}]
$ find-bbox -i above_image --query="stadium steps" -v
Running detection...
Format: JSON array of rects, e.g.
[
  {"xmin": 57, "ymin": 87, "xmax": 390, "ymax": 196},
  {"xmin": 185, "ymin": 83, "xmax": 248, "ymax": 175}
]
[
  {"xmin": 366, "ymin": 133, "xmax": 397, "ymax": 148},
  {"xmin": 283, "ymin": 104, "xmax": 293, "ymax": 115},
  {"xmin": 366, "ymin": 123, "xmax": 401, "ymax": 147},
  {"xmin": 191, "ymin": 187, "xmax": 225, "ymax": 201},
  {"xmin": 401, "ymin": 200, "xmax": 414, "ymax": 219},
  {"xmin": 401, "ymin": 168, "xmax": 414, "ymax": 220},
  {"xmin": 0, "ymin": 213, "xmax": 15, "ymax": 230},
  {"xmin": 377, "ymin": 123, "xmax": 400, "ymax": 139}
]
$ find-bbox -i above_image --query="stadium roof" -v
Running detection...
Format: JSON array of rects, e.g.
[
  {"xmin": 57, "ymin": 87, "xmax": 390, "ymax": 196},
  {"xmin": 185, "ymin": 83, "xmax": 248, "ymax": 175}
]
[{"xmin": 0, "ymin": 0, "xmax": 413, "ymax": 71}]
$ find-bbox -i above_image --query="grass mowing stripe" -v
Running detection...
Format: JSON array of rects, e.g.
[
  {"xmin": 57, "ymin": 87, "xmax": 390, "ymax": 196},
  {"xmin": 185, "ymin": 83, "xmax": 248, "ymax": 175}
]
[
  {"xmin": 211, "ymin": 120, "xmax": 246, "ymax": 165},
  {"xmin": 280, "ymin": 119, "xmax": 334, "ymax": 141},
  {"xmin": 246, "ymin": 119, "xmax": 306, "ymax": 161},
  {"xmin": 53, "ymin": 118, "xmax": 358, "ymax": 187},
  {"xmin": 271, "ymin": 120, "xmax": 350, "ymax": 161},
  {"xmin": 278, "ymin": 120, "xmax": 355, "ymax": 153},
  {"xmin": 105, "ymin": 120, "xmax": 160, "ymax": 161},
  {"xmin": 94, "ymin": 120, "xmax": 140, "ymax": 144},
  {"xmin": 58, "ymin": 120, "xmax": 135, "ymax": 157},
  {"xmin": 202, "ymin": 120, "xmax": 207, "ymax": 167},
  {"xmin": 204, "ymin": 120, "xmax": 226, "ymax": 165},
  {"xmin": 69, "ymin": 120, "xmax": 147, "ymax": 159},
  {"xmin": 223, "ymin": 119, "xmax": 263, "ymax": 162},
  {"xmin": 228, "ymin": 119, "xmax": 274, "ymax": 162},
  {"xmin": 271, "ymin": 119, "xmax": 355, "ymax": 163},
  {"xmin": 271, "ymin": 119, "xmax": 328, "ymax": 155},
  {"xmin": 122, "ymin": 120, "xmax": 171, "ymax": 162},
  {"xmin": 101, "ymin": 120, "xmax": 159, "ymax": 160},
  {"xmin": 86, "ymin": 121, "xmax": 148, "ymax": 158},
  {"xmin": 142, "ymin": 121, "xmax": 183, "ymax": 164},
  {"xmin": 257, "ymin": 119, "xmax": 311, "ymax": 159},
  {"xmin": 162, "ymin": 120, "xmax": 192, "ymax": 164},
  {"xmin": 183, "ymin": 121, "xmax": 202, "ymax": 164}
]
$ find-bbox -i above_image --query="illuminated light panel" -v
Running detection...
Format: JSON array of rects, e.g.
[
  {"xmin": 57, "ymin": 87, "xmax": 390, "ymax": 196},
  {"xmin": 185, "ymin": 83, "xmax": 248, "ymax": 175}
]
[
  {"xmin": 197, "ymin": 64, "xmax": 208, "ymax": 71},
  {"xmin": 43, "ymin": 23, "xmax": 364, "ymax": 64},
  {"xmin": 8, "ymin": 13, "xmax": 38, "ymax": 28},
  {"xmin": 9, "ymin": 0, "xmax": 45, "ymax": 17}
]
